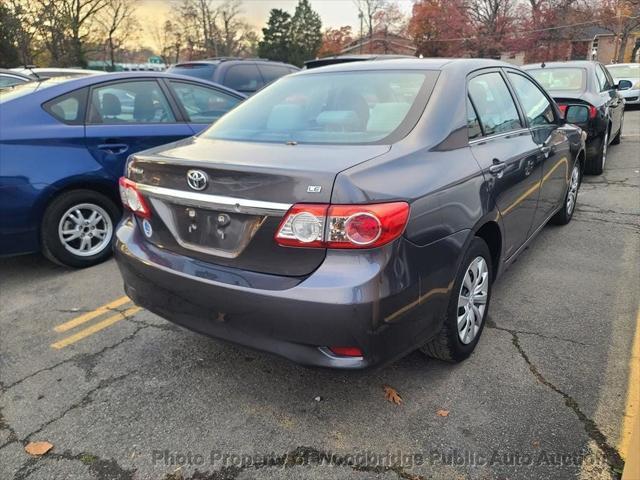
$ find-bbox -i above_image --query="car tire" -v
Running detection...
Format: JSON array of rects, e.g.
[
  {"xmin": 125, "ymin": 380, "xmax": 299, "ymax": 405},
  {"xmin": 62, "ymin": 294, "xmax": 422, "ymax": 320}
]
[
  {"xmin": 611, "ymin": 116, "xmax": 623, "ymax": 145},
  {"xmin": 550, "ymin": 161, "xmax": 581, "ymax": 225},
  {"xmin": 41, "ymin": 190, "xmax": 120, "ymax": 268},
  {"xmin": 585, "ymin": 128, "xmax": 608, "ymax": 175},
  {"xmin": 421, "ymin": 237, "xmax": 492, "ymax": 362}
]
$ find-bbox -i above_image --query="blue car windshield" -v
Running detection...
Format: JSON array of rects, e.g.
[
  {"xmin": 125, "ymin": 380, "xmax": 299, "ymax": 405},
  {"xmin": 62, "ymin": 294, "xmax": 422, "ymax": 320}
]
[{"xmin": 202, "ymin": 70, "xmax": 436, "ymax": 145}]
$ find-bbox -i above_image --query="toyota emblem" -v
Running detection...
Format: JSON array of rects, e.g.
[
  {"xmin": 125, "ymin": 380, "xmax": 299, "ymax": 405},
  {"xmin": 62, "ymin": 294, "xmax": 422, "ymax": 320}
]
[{"xmin": 186, "ymin": 169, "xmax": 208, "ymax": 191}]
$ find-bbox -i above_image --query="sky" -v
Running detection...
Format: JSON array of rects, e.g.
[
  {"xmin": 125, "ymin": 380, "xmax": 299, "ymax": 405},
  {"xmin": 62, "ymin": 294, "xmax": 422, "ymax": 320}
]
[{"xmin": 137, "ymin": 0, "xmax": 415, "ymax": 50}]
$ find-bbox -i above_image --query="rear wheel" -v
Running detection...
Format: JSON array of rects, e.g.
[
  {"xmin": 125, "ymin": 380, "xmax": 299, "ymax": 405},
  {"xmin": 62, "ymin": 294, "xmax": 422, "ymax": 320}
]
[
  {"xmin": 42, "ymin": 190, "xmax": 119, "ymax": 268},
  {"xmin": 421, "ymin": 237, "xmax": 492, "ymax": 362},
  {"xmin": 551, "ymin": 161, "xmax": 580, "ymax": 225},
  {"xmin": 586, "ymin": 128, "xmax": 608, "ymax": 175}
]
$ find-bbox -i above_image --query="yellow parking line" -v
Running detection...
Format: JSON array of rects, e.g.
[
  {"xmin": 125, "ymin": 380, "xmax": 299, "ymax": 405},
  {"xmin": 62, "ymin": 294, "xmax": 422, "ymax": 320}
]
[
  {"xmin": 51, "ymin": 306, "xmax": 142, "ymax": 350},
  {"xmin": 54, "ymin": 296, "xmax": 131, "ymax": 333},
  {"xmin": 619, "ymin": 308, "xmax": 640, "ymax": 460}
]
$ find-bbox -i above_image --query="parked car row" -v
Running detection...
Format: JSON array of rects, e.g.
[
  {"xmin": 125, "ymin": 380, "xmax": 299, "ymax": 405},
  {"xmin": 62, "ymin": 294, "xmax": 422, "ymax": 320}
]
[{"xmin": 0, "ymin": 57, "xmax": 633, "ymax": 369}]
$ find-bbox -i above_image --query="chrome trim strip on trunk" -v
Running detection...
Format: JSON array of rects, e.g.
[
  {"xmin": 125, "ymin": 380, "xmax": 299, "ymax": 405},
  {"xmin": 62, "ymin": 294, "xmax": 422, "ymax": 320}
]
[{"xmin": 134, "ymin": 183, "xmax": 292, "ymax": 216}]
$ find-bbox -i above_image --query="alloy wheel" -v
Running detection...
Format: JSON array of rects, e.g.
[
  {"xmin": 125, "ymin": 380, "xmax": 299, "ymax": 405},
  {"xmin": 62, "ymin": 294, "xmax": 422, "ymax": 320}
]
[
  {"xmin": 566, "ymin": 164, "xmax": 580, "ymax": 215},
  {"xmin": 601, "ymin": 129, "xmax": 609, "ymax": 169},
  {"xmin": 457, "ymin": 256, "xmax": 489, "ymax": 345},
  {"xmin": 58, "ymin": 203, "xmax": 113, "ymax": 257}
]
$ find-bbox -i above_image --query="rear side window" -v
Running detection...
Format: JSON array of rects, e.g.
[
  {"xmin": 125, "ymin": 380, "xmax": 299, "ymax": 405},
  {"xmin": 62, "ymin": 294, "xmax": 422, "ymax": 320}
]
[
  {"xmin": 468, "ymin": 72, "xmax": 522, "ymax": 136},
  {"xmin": 507, "ymin": 72, "xmax": 555, "ymax": 126},
  {"xmin": 43, "ymin": 88, "xmax": 88, "ymax": 125},
  {"xmin": 169, "ymin": 64, "xmax": 217, "ymax": 81},
  {"xmin": 169, "ymin": 81, "xmax": 242, "ymax": 123},
  {"xmin": 257, "ymin": 65, "xmax": 293, "ymax": 85},
  {"xmin": 88, "ymin": 80, "xmax": 175, "ymax": 124},
  {"xmin": 223, "ymin": 64, "xmax": 263, "ymax": 93}
]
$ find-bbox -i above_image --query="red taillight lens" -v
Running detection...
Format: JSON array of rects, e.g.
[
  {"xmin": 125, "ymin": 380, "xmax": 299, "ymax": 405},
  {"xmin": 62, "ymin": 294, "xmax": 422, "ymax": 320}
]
[
  {"xmin": 118, "ymin": 177, "xmax": 151, "ymax": 219},
  {"xmin": 558, "ymin": 104, "xmax": 568, "ymax": 118},
  {"xmin": 275, "ymin": 202, "xmax": 409, "ymax": 249},
  {"xmin": 588, "ymin": 105, "xmax": 598, "ymax": 119},
  {"xmin": 328, "ymin": 346, "xmax": 363, "ymax": 357}
]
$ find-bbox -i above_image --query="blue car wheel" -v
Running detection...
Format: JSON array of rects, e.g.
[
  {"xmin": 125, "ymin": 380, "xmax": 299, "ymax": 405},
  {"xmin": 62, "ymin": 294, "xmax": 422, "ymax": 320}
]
[{"xmin": 41, "ymin": 190, "xmax": 120, "ymax": 268}]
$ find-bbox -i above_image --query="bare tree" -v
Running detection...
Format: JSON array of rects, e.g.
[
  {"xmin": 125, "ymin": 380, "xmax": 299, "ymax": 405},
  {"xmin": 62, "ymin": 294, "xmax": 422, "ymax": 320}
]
[
  {"xmin": 468, "ymin": 0, "xmax": 515, "ymax": 57},
  {"xmin": 353, "ymin": 0, "xmax": 387, "ymax": 41},
  {"xmin": 152, "ymin": 20, "xmax": 181, "ymax": 64},
  {"xmin": 97, "ymin": 0, "xmax": 139, "ymax": 69}
]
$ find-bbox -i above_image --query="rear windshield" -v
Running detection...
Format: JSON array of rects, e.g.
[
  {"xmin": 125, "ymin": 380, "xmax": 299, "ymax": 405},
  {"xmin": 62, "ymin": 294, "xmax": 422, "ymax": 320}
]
[
  {"xmin": 202, "ymin": 70, "xmax": 438, "ymax": 145},
  {"xmin": 0, "ymin": 78, "xmax": 58, "ymax": 102},
  {"xmin": 170, "ymin": 64, "xmax": 217, "ymax": 81},
  {"xmin": 606, "ymin": 64, "xmax": 639, "ymax": 80},
  {"xmin": 527, "ymin": 68, "xmax": 586, "ymax": 92}
]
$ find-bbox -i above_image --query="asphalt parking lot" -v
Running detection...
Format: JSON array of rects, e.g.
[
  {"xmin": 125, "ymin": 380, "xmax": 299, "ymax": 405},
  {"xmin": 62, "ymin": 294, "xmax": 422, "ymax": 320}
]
[{"xmin": 1, "ymin": 111, "xmax": 639, "ymax": 480}]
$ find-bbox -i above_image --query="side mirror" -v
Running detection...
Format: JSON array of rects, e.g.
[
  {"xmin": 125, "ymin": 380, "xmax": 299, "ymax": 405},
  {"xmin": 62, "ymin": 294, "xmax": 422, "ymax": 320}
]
[
  {"xmin": 565, "ymin": 105, "xmax": 589, "ymax": 124},
  {"xmin": 617, "ymin": 80, "xmax": 633, "ymax": 90}
]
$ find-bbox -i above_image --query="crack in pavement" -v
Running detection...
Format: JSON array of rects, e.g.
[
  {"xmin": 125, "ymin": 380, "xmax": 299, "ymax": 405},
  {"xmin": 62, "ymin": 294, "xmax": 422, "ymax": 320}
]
[
  {"xmin": 13, "ymin": 448, "xmax": 136, "ymax": 480},
  {"xmin": 3, "ymin": 314, "xmax": 150, "ymax": 391},
  {"xmin": 485, "ymin": 319, "xmax": 593, "ymax": 347},
  {"xmin": 23, "ymin": 371, "xmax": 136, "ymax": 443},
  {"xmin": 162, "ymin": 446, "xmax": 425, "ymax": 480},
  {"xmin": 487, "ymin": 320, "xmax": 624, "ymax": 478}
]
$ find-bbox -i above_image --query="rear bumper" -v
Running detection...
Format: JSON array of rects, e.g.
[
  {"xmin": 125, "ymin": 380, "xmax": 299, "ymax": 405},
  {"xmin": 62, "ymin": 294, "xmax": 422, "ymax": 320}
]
[{"xmin": 115, "ymin": 216, "xmax": 463, "ymax": 368}]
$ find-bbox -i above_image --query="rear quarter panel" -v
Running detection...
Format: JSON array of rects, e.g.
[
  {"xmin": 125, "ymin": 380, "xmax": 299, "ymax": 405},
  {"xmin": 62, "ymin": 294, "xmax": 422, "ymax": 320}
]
[{"xmin": 0, "ymin": 98, "xmax": 113, "ymax": 255}]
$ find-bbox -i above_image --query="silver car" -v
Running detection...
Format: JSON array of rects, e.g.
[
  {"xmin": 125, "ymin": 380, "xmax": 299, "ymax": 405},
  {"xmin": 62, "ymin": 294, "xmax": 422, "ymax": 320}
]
[{"xmin": 607, "ymin": 63, "xmax": 640, "ymax": 105}]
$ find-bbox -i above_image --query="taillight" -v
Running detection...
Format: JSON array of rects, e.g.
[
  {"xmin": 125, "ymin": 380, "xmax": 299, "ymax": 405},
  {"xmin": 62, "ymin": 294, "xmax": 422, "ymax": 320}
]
[
  {"xmin": 275, "ymin": 202, "xmax": 409, "ymax": 249},
  {"xmin": 558, "ymin": 104, "xmax": 568, "ymax": 118},
  {"xmin": 119, "ymin": 177, "xmax": 151, "ymax": 218},
  {"xmin": 588, "ymin": 105, "xmax": 598, "ymax": 119}
]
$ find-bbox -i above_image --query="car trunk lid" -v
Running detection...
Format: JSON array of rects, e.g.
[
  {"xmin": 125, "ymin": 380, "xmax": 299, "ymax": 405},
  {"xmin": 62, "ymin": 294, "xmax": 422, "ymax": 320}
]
[{"xmin": 127, "ymin": 136, "xmax": 390, "ymax": 276}]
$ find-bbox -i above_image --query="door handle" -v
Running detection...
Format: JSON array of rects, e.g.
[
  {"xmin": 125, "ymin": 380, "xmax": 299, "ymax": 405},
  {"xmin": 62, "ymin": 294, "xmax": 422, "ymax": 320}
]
[
  {"xmin": 97, "ymin": 143, "xmax": 129, "ymax": 155},
  {"xmin": 489, "ymin": 159, "xmax": 506, "ymax": 175}
]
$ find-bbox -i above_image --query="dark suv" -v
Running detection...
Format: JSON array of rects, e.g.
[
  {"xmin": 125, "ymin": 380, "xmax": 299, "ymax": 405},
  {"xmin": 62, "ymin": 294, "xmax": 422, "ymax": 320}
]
[{"xmin": 167, "ymin": 58, "xmax": 299, "ymax": 95}]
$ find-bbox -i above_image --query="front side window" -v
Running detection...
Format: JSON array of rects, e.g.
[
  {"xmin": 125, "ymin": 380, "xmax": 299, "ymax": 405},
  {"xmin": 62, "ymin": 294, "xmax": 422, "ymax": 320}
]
[
  {"xmin": 202, "ymin": 70, "xmax": 438, "ymax": 145},
  {"xmin": 528, "ymin": 68, "xmax": 586, "ymax": 92},
  {"xmin": 468, "ymin": 72, "xmax": 522, "ymax": 136},
  {"xmin": 43, "ymin": 88, "xmax": 88, "ymax": 124},
  {"xmin": 170, "ymin": 81, "xmax": 241, "ymax": 124},
  {"xmin": 88, "ymin": 81, "xmax": 175, "ymax": 124},
  {"xmin": 507, "ymin": 72, "xmax": 555, "ymax": 126}
]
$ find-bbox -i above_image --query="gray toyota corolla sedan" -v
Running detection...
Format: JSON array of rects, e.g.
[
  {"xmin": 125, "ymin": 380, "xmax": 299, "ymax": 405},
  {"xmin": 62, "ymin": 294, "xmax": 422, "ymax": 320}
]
[{"xmin": 115, "ymin": 59, "xmax": 586, "ymax": 369}]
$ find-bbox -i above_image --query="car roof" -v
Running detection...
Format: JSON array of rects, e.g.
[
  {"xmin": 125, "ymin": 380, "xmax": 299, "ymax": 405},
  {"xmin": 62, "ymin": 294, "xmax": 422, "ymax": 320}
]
[
  {"xmin": 296, "ymin": 57, "xmax": 517, "ymax": 75},
  {"xmin": 522, "ymin": 61, "xmax": 597, "ymax": 70},
  {"xmin": 1, "ymin": 71, "xmax": 247, "ymax": 103},
  {"xmin": 606, "ymin": 63, "xmax": 639, "ymax": 66},
  {"xmin": 172, "ymin": 58, "xmax": 297, "ymax": 68}
]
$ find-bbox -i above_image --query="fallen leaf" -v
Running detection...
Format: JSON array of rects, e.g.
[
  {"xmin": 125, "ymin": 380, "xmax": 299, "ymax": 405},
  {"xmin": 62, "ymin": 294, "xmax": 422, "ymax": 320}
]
[
  {"xmin": 436, "ymin": 409, "xmax": 449, "ymax": 417},
  {"xmin": 383, "ymin": 385, "xmax": 403, "ymax": 405},
  {"xmin": 532, "ymin": 439, "xmax": 540, "ymax": 448},
  {"xmin": 25, "ymin": 441, "xmax": 53, "ymax": 456}
]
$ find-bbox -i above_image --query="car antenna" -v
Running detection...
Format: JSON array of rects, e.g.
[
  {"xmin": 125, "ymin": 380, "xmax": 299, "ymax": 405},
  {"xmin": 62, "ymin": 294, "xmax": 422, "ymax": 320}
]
[
  {"xmin": 24, "ymin": 64, "xmax": 41, "ymax": 80},
  {"xmin": 541, "ymin": 62, "xmax": 546, "ymax": 68}
]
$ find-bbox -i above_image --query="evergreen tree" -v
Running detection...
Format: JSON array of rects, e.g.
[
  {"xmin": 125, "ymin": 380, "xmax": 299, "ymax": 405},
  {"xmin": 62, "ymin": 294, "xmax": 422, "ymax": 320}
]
[
  {"xmin": 0, "ymin": 4, "xmax": 20, "ymax": 67},
  {"xmin": 257, "ymin": 9, "xmax": 292, "ymax": 62},
  {"xmin": 289, "ymin": 0, "xmax": 322, "ymax": 66}
]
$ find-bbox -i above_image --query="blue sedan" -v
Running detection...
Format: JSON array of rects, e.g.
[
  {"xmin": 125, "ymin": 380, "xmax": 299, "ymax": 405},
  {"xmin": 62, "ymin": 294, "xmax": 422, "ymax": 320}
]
[{"xmin": 0, "ymin": 71, "xmax": 245, "ymax": 267}]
